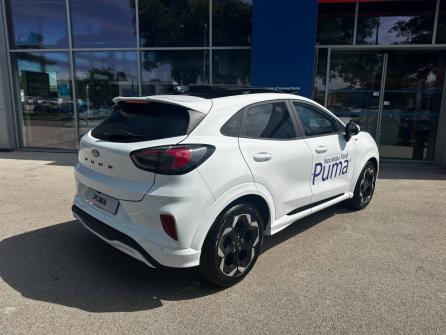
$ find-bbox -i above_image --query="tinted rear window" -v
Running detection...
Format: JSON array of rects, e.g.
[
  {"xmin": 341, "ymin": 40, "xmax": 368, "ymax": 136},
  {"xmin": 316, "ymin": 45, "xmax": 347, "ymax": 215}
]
[{"xmin": 91, "ymin": 101, "xmax": 192, "ymax": 143}]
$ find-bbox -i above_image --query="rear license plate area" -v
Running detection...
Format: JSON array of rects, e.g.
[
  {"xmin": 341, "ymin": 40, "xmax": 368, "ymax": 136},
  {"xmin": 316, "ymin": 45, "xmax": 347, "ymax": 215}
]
[{"xmin": 84, "ymin": 188, "xmax": 119, "ymax": 215}]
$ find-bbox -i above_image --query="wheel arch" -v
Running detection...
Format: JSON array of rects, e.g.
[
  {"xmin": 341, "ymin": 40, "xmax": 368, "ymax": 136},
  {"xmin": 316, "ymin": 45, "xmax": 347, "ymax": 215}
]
[
  {"xmin": 218, "ymin": 194, "xmax": 271, "ymax": 231},
  {"xmin": 352, "ymin": 151, "xmax": 379, "ymax": 193},
  {"xmin": 368, "ymin": 156, "xmax": 379, "ymax": 173},
  {"xmin": 190, "ymin": 184, "xmax": 275, "ymax": 251}
]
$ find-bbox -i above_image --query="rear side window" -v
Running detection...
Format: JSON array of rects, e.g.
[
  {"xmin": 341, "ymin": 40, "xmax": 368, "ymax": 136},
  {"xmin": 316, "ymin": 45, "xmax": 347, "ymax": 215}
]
[
  {"xmin": 241, "ymin": 102, "xmax": 297, "ymax": 139},
  {"xmin": 221, "ymin": 110, "xmax": 244, "ymax": 137},
  {"xmin": 293, "ymin": 103, "xmax": 339, "ymax": 137},
  {"xmin": 92, "ymin": 101, "xmax": 200, "ymax": 143}
]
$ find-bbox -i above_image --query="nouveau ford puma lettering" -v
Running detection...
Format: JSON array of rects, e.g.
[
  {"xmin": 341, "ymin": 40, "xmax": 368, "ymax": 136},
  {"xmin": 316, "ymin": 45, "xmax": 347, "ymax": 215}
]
[{"xmin": 72, "ymin": 86, "xmax": 379, "ymax": 287}]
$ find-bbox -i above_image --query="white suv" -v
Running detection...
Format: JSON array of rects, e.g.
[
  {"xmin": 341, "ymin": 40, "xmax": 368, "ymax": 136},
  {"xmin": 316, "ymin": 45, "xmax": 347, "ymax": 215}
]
[{"xmin": 72, "ymin": 86, "xmax": 379, "ymax": 286}]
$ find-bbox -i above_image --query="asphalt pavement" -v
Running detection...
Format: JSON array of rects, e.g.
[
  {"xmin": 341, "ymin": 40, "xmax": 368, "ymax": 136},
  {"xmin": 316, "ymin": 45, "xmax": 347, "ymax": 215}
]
[{"xmin": 0, "ymin": 151, "xmax": 445, "ymax": 335}]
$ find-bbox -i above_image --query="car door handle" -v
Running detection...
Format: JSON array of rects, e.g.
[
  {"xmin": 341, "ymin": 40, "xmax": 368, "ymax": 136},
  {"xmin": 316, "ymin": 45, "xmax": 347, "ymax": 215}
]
[
  {"xmin": 314, "ymin": 146, "xmax": 328, "ymax": 154},
  {"xmin": 253, "ymin": 152, "xmax": 272, "ymax": 162}
]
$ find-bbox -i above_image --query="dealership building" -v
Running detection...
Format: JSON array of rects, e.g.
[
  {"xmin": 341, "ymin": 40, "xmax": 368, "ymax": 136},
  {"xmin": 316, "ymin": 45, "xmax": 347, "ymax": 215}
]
[{"xmin": 0, "ymin": 0, "xmax": 446, "ymax": 165}]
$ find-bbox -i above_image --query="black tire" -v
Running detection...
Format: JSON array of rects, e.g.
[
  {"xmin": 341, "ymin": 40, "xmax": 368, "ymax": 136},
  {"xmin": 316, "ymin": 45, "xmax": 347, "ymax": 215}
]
[
  {"xmin": 199, "ymin": 203, "xmax": 264, "ymax": 287},
  {"xmin": 345, "ymin": 161, "xmax": 377, "ymax": 210}
]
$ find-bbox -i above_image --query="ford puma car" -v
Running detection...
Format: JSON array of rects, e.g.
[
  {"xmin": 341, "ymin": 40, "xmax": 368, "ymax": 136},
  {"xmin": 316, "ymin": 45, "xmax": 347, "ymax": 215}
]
[{"xmin": 72, "ymin": 87, "xmax": 379, "ymax": 287}]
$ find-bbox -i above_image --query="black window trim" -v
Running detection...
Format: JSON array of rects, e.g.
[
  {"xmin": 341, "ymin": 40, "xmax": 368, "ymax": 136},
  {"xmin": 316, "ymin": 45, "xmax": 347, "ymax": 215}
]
[
  {"xmin": 221, "ymin": 99, "xmax": 305, "ymax": 141},
  {"xmin": 289, "ymin": 100, "xmax": 346, "ymax": 139}
]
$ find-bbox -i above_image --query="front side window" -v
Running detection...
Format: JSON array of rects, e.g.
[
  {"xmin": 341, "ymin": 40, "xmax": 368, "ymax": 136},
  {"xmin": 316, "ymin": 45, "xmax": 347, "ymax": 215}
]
[
  {"xmin": 294, "ymin": 103, "xmax": 339, "ymax": 137},
  {"xmin": 242, "ymin": 102, "xmax": 296, "ymax": 139}
]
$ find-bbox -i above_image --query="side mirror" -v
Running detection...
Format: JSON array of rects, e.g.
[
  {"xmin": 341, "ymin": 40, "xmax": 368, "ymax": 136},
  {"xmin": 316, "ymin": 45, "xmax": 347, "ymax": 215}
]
[{"xmin": 345, "ymin": 121, "xmax": 360, "ymax": 141}]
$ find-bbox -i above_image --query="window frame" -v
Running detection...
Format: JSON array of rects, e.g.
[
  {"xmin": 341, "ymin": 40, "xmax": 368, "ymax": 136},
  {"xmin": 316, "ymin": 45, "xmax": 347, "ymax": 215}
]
[
  {"xmin": 220, "ymin": 99, "xmax": 304, "ymax": 140},
  {"xmin": 240, "ymin": 99, "xmax": 303, "ymax": 141},
  {"xmin": 290, "ymin": 100, "xmax": 345, "ymax": 139}
]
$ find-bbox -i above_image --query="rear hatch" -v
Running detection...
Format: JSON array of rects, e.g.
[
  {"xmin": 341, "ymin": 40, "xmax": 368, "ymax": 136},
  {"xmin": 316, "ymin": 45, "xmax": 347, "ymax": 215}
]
[{"xmin": 76, "ymin": 98, "xmax": 209, "ymax": 201}]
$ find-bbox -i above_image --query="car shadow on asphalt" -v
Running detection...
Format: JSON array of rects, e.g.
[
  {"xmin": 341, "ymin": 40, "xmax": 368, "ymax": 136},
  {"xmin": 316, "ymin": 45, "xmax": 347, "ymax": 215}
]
[
  {"xmin": 0, "ymin": 220, "xmax": 219, "ymax": 312},
  {"xmin": 0, "ymin": 205, "xmax": 348, "ymax": 313}
]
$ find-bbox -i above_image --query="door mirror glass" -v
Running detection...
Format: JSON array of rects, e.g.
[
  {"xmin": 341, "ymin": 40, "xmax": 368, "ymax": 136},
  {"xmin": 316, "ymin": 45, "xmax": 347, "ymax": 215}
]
[{"xmin": 345, "ymin": 121, "xmax": 360, "ymax": 141}]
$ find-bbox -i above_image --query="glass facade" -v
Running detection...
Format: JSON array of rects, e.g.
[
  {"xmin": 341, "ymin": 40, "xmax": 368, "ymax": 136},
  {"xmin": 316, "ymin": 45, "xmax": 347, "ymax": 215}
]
[
  {"xmin": 356, "ymin": 0, "xmax": 436, "ymax": 45},
  {"xmin": 313, "ymin": 48, "xmax": 328, "ymax": 105},
  {"xmin": 317, "ymin": 3, "xmax": 355, "ymax": 45},
  {"xmin": 6, "ymin": 0, "xmax": 68, "ymax": 49},
  {"xmin": 327, "ymin": 51, "xmax": 384, "ymax": 137},
  {"xmin": 75, "ymin": 51, "xmax": 139, "ymax": 134},
  {"xmin": 3, "ymin": 0, "xmax": 446, "ymax": 161},
  {"xmin": 212, "ymin": 0, "xmax": 252, "ymax": 46},
  {"xmin": 141, "ymin": 50, "xmax": 209, "ymax": 95},
  {"xmin": 139, "ymin": 0, "xmax": 209, "ymax": 47},
  {"xmin": 5, "ymin": 0, "xmax": 251, "ymax": 149},
  {"xmin": 13, "ymin": 52, "xmax": 76, "ymax": 149},
  {"xmin": 315, "ymin": 0, "xmax": 446, "ymax": 161},
  {"xmin": 438, "ymin": 0, "xmax": 446, "ymax": 44},
  {"xmin": 212, "ymin": 49, "xmax": 251, "ymax": 85},
  {"xmin": 379, "ymin": 52, "xmax": 445, "ymax": 160},
  {"xmin": 70, "ymin": 0, "xmax": 137, "ymax": 48}
]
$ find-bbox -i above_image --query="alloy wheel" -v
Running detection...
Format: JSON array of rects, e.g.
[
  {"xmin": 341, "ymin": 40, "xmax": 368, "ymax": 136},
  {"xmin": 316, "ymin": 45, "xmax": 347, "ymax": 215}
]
[
  {"xmin": 217, "ymin": 213, "xmax": 260, "ymax": 277},
  {"xmin": 359, "ymin": 166, "xmax": 375, "ymax": 205}
]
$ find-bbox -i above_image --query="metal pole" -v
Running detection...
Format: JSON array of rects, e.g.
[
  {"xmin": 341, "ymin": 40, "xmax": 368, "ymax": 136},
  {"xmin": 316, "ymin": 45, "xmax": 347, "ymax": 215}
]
[
  {"xmin": 65, "ymin": 0, "xmax": 80, "ymax": 144},
  {"xmin": 376, "ymin": 52, "xmax": 388, "ymax": 143},
  {"xmin": 432, "ymin": 0, "xmax": 440, "ymax": 44},
  {"xmin": 352, "ymin": 1, "xmax": 359, "ymax": 45},
  {"xmin": 209, "ymin": 0, "xmax": 212, "ymax": 85},
  {"xmin": 135, "ymin": 0, "xmax": 142, "ymax": 96},
  {"xmin": 324, "ymin": 48, "xmax": 331, "ymax": 107},
  {"xmin": 1, "ymin": 0, "xmax": 20, "ymax": 148}
]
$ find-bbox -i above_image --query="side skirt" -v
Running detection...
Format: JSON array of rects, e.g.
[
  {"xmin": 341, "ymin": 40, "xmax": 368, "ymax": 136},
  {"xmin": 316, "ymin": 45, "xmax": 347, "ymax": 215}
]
[{"xmin": 268, "ymin": 192, "xmax": 353, "ymax": 235}]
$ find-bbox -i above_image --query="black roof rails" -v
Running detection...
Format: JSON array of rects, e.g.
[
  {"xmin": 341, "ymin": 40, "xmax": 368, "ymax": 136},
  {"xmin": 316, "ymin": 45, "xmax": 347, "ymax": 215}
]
[{"xmin": 170, "ymin": 85, "xmax": 299, "ymax": 99}]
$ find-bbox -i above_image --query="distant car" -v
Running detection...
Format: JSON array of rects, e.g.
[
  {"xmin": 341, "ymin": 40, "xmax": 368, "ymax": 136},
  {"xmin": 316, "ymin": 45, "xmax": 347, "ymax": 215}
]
[{"xmin": 72, "ymin": 86, "xmax": 379, "ymax": 286}]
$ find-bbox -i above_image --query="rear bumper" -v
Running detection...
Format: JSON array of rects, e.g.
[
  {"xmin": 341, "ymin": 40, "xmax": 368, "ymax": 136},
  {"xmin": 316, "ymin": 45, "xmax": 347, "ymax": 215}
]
[
  {"xmin": 72, "ymin": 200, "xmax": 201, "ymax": 268},
  {"xmin": 72, "ymin": 205, "xmax": 160, "ymax": 267}
]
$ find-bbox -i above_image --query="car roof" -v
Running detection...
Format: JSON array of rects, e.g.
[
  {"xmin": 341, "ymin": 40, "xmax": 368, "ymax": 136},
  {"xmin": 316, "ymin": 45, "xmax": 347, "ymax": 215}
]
[{"xmin": 113, "ymin": 86, "xmax": 311, "ymax": 115}]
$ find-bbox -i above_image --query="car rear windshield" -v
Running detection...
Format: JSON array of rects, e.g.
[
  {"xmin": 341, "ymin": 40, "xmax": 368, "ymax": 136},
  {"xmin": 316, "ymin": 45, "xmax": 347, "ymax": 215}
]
[{"xmin": 91, "ymin": 101, "xmax": 194, "ymax": 143}]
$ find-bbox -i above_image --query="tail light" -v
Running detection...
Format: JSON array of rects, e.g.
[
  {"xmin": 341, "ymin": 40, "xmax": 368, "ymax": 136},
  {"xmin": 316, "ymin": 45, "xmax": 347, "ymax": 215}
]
[{"xmin": 130, "ymin": 144, "xmax": 215, "ymax": 175}]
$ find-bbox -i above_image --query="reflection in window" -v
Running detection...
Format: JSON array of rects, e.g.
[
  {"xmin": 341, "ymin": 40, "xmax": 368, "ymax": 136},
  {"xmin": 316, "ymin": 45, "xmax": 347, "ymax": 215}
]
[
  {"xmin": 213, "ymin": 50, "xmax": 250, "ymax": 85},
  {"xmin": 294, "ymin": 103, "xmax": 338, "ymax": 137},
  {"xmin": 436, "ymin": 0, "xmax": 446, "ymax": 44},
  {"xmin": 317, "ymin": 3, "xmax": 355, "ymax": 45},
  {"xmin": 14, "ymin": 52, "xmax": 75, "ymax": 149},
  {"xmin": 139, "ymin": 0, "xmax": 209, "ymax": 47},
  {"xmin": 327, "ymin": 52, "xmax": 384, "ymax": 137},
  {"xmin": 75, "ymin": 52, "xmax": 138, "ymax": 134},
  {"xmin": 379, "ymin": 52, "xmax": 445, "ymax": 160},
  {"xmin": 356, "ymin": 0, "xmax": 436, "ymax": 45},
  {"xmin": 243, "ymin": 102, "xmax": 296, "ymax": 139},
  {"xmin": 213, "ymin": 0, "xmax": 252, "ymax": 46},
  {"xmin": 313, "ymin": 48, "xmax": 328, "ymax": 105},
  {"xmin": 70, "ymin": 0, "xmax": 136, "ymax": 48},
  {"xmin": 6, "ymin": 0, "xmax": 68, "ymax": 49},
  {"xmin": 141, "ymin": 50, "xmax": 208, "ymax": 95}
]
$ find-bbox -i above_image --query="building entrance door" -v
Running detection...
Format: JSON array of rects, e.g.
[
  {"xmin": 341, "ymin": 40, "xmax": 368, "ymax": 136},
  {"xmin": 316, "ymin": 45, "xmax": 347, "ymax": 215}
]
[
  {"xmin": 326, "ymin": 50, "xmax": 445, "ymax": 161},
  {"xmin": 378, "ymin": 52, "xmax": 445, "ymax": 160}
]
